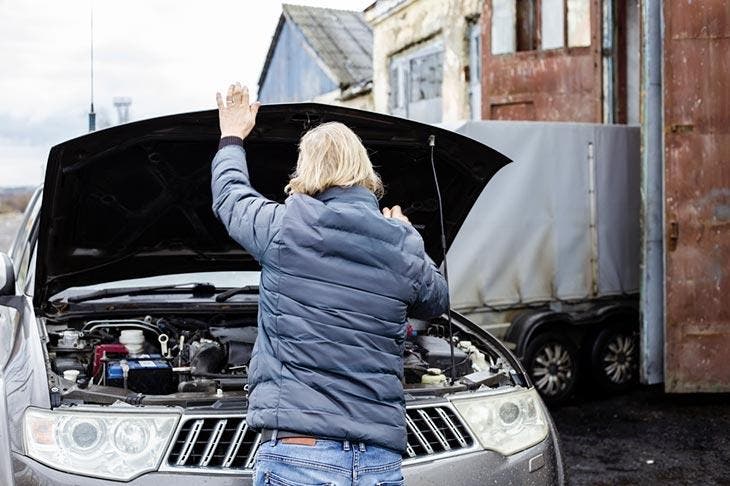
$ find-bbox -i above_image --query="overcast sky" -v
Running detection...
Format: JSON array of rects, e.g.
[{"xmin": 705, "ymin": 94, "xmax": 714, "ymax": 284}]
[{"xmin": 0, "ymin": 0, "xmax": 372, "ymax": 187}]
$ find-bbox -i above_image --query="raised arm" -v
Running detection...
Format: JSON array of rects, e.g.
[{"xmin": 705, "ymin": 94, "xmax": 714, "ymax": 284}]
[
  {"xmin": 408, "ymin": 252, "xmax": 449, "ymax": 320},
  {"xmin": 383, "ymin": 206, "xmax": 449, "ymax": 319},
  {"xmin": 211, "ymin": 83, "xmax": 283, "ymax": 262}
]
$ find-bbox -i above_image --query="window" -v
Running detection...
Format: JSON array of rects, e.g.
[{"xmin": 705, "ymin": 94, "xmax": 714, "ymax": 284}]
[
  {"xmin": 388, "ymin": 42, "xmax": 444, "ymax": 123},
  {"xmin": 388, "ymin": 66, "xmax": 401, "ymax": 111},
  {"xmin": 491, "ymin": 0, "xmax": 591, "ymax": 54},
  {"xmin": 409, "ymin": 50, "xmax": 443, "ymax": 102},
  {"xmin": 567, "ymin": 0, "xmax": 591, "ymax": 47},
  {"xmin": 516, "ymin": 1, "xmax": 537, "ymax": 51},
  {"xmin": 541, "ymin": 0, "xmax": 565, "ymax": 49},
  {"xmin": 492, "ymin": 0, "xmax": 516, "ymax": 54}
]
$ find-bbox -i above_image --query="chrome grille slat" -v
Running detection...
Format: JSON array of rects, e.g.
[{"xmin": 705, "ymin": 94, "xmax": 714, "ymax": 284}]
[
  {"xmin": 417, "ymin": 409, "xmax": 450, "ymax": 451},
  {"xmin": 221, "ymin": 421, "xmax": 248, "ymax": 468},
  {"xmin": 405, "ymin": 442, "xmax": 417, "ymax": 458},
  {"xmin": 435, "ymin": 407, "xmax": 468, "ymax": 447},
  {"xmin": 405, "ymin": 414, "xmax": 434, "ymax": 454},
  {"xmin": 199, "ymin": 419, "xmax": 227, "ymax": 466},
  {"xmin": 244, "ymin": 433, "xmax": 262, "ymax": 469},
  {"xmin": 175, "ymin": 419, "xmax": 204, "ymax": 466},
  {"xmin": 164, "ymin": 405, "xmax": 474, "ymax": 474}
]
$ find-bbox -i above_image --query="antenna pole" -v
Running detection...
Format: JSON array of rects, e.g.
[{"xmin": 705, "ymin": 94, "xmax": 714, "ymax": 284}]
[
  {"xmin": 428, "ymin": 134, "xmax": 458, "ymax": 383},
  {"xmin": 88, "ymin": 1, "xmax": 96, "ymax": 132}
]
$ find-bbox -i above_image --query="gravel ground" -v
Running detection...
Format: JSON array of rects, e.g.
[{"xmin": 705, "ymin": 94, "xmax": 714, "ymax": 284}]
[
  {"xmin": 552, "ymin": 386, "xmax": 730, "ymax": 486},
  {"xmin": 0, "ymin": 212, "xmax": 22, "ymax": 252}
]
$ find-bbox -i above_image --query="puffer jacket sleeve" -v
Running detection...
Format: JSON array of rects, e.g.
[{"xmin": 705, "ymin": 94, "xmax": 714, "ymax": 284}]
[
  {"xmin": 408, "ymin": 251, "xmax": 450, "ymax": 320},
  {"xmin": 211, "ymin": 144, "xmax": 283, "ymax": 262}
]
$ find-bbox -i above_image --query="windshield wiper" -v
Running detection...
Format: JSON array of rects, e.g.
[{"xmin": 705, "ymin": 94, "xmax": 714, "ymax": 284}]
[
  {"xmin": 215, "ymin": 285, "xmax": 259, "ymax": 303},
  {"xmin": 65, "ymin": 282, "xmax": 217, "ymax": 304}
]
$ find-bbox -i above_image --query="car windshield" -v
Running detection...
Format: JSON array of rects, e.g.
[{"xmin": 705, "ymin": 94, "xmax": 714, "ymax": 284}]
[{"xmin": 50, "ymin": 271, "xmax": 261, "ymax": 302}]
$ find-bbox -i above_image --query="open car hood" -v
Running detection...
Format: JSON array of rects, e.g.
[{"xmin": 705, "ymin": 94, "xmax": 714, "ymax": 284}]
[{"xmin": 35, "ymin": 104, "xmax": 510, "ymax": 308}]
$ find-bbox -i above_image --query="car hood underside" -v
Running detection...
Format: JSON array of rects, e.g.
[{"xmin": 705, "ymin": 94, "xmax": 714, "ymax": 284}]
[{"xmin": 34, "ymin": 103, "xmax": 510, "ymax": 308}]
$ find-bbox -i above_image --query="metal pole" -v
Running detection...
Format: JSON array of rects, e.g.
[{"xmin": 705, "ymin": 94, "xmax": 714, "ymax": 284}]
[
  {"xmin": 639, "ymin": 0, "xmax": 664, "ymax": 385},
  {"xmin": 88, "ymin": 1, "xmax": 96, "ymax": 132},
  {"xmin": 602, "ymin": 0, "xmax": 615, "ymax": 124}
]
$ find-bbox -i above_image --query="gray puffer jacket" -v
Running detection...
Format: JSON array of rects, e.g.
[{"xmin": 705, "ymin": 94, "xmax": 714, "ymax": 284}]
[{"xmin": 211, "ymin": 142, "xmax": 449, "ymax": 452}]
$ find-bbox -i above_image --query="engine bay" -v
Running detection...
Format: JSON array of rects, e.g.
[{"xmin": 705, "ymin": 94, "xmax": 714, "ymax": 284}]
[{"xmin": 45, "ymin": 314, "xmax": 515, "ymax": 406}]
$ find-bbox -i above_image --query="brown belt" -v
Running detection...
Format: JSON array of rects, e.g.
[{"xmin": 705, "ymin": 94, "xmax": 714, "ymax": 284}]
[{"xmin": 259, "ymin": 428, "xmax": 342, "ymax": 446}]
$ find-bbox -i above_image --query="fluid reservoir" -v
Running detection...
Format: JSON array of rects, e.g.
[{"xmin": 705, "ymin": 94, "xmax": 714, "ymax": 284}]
[
  {"xmin": 119, "ymin": 330, "xmax": 145, "ymax": 355},
  {"xmin": 421, "ymin": 367, "xmax": 447, "ymax": 385},
  {"xmin": 458, "ymin": 340, "xmax": 472, "ymax": 351},
  {"xmin": 470, "ymin": 348, "xmax": 489, "ymax": 372},
  {"xmin": 457, "ymin": 340, "xmax": 489, "ymax": 372}
]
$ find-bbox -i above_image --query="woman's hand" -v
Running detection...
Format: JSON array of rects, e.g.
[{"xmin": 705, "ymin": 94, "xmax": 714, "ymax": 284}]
[
  {"xmin": 216, "ymin": 82, "xmax": 261, "ymax": 140},
  {"xmin": 382, "ymin": 205, "xmax": 410, "ymax": 224}
]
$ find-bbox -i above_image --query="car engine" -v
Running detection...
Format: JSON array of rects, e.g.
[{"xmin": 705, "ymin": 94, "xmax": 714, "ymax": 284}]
[{"xmin": 45, "ymin": 314, "xmax": 510, "ymax": 405}]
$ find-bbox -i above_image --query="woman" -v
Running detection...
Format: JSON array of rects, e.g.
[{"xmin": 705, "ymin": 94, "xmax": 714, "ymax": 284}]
[{"xmin": 212, "ymin": 83, "xmax": 448, "ymax": 486}]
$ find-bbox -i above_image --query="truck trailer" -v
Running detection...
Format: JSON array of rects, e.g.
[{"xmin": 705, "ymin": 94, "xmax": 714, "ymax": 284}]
[{"xmin": 445, "ymin": 121, "xmax": 640, "ymax": 403}]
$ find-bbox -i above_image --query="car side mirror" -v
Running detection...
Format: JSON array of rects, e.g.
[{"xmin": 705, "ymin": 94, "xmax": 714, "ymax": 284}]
[{"xmin": 0, "ymin": 253, "xmax": 15, "ymax": 296}]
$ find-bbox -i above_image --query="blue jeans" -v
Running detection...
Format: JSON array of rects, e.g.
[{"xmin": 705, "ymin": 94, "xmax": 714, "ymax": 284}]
[{"xmin": 253, "ymin": 435, "xmax": 404, "ymax": 486}]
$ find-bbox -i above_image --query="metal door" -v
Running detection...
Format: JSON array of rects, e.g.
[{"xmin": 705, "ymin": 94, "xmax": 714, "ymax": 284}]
[{"xmin": 663, "ymin": 1, "xmax": 730, "ymax": 392}]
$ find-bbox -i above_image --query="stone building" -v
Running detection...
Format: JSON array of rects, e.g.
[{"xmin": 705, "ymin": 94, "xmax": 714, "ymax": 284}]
[{"xmin": 365, "ymin": 0, "xmax": 484, "ymax": 123}]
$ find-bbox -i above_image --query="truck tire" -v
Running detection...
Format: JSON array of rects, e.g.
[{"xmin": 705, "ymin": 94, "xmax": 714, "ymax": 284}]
[
  {"xmin": 590, "ymin": 326, "xmax": 639, "ymax": 393},
  {"xmin": 523, "ymin": 332, "xmax": 579, "ymax": 404}
]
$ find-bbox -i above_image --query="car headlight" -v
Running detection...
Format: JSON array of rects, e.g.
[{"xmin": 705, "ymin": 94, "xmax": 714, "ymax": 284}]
[
  {"xmin": 452, "ymin": 388, "xmax": 548, "ymax": 456},
  {"xmin": 23, "ymin": 407, "xmax": 179, "ymax": 481}
]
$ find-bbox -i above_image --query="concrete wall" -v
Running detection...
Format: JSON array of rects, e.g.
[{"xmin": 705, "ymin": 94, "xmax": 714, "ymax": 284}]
[
  {"xmin": 366, "ymin": 0, "xmax": 482, "ymax": 122},
  {"xmin": 258, "ymin": 20, "xmax": 338, "ymax": 104}
]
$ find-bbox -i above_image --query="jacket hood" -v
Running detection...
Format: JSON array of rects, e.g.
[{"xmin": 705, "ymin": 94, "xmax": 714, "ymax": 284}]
[{"xmin": 34, "ymin": 103, "xmax": 510, "ymax": 308}]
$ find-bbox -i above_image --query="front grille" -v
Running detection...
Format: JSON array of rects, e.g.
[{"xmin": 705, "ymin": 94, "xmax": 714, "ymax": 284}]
[
  {"xmin": 404, "ymin": 406, "xmax": 473, "ymax": 458},
  {"xmin": 167, "ymin": 417, "xmax": 260, "ymax": 469},
  {"xmin": 164, "ymin": 405, "xmax": 474, "ymax": 473}
]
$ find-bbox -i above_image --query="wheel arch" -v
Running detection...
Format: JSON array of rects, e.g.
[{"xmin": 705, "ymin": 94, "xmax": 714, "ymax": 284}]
[
  {"xmin": 506, "ymin": 310, "xmax": 575, "ymax": 359},
  {"xmin": 506, "ymin": 300, "xmax": 640, "ymax": 359}
]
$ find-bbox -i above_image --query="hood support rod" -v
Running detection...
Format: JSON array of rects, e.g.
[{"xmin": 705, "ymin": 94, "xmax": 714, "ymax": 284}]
[{"xmin": 428, "ymin": 134, "xmax": 457, "ymax": 384}]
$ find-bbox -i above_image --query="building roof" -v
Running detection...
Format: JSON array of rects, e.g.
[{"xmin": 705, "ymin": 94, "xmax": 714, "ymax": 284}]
[{"xmin": 258, "ymin": 4, "xmax": 373, "ymax": 91}]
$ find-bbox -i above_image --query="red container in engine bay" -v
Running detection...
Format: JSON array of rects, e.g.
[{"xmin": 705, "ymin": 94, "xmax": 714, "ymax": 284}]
[{"xmin": 92, "ymin": 343, "xmax": 128, "ymax": 378}]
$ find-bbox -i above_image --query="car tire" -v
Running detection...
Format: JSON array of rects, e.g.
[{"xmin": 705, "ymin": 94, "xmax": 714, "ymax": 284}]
[
  {"xmin": 590, "ymin": 326, "xmax": 639, "ymax": 393},
  {"xmin": 523, "ymin": 331, "xmax": 579, "ymax": 405}
]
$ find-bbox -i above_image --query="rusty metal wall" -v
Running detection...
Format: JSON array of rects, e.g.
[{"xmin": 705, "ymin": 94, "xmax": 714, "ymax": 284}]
[
  {"xmin": 480, "ymin": 0, "xmax": 603, "ymax": 121},
  {"xmin": 663, "ymin": 1, "xmax": 730, "ymax": 392}
]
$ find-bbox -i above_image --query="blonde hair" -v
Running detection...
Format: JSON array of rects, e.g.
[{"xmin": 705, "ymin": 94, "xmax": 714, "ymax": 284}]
[{"xmin": 285, "ymin": 122, "xmax": 384, "ymax": 198}]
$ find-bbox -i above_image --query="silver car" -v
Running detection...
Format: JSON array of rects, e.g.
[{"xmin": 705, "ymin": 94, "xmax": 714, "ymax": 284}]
[{"xmin": 0, "ymin": 105, "xmax": 565, "ymax": 485}]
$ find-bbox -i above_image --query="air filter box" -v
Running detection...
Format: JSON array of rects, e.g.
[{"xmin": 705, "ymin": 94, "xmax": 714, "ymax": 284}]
[
  {"xmin": 414, "ymin": 335, "xmax": 470, "ymax": 376},
  {"xmin": 106, "ymin": 355, "xmax": 175, "ymax": 394}
]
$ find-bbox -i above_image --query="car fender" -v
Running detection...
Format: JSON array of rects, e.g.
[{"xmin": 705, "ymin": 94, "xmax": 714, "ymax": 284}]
[{"xmin": 0, "ymin": 296, "xmax": 51, "ymax": 458}]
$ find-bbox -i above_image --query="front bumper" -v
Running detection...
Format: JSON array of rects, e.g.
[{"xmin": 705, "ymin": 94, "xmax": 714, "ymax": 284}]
[{"xmin": 11, "ymin": 434, "xmax": 561, "ymax": 486}]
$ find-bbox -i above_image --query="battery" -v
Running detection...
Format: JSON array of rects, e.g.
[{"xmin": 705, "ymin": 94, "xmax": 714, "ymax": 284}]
[{"xmin": 106, "ymin": 355, "xmax": 175, "ymax": 395}]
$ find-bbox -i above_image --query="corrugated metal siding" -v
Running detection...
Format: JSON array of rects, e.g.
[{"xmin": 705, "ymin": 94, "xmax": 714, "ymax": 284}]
[
  {"xmin": 663, "ymin": 0, "xmax": 730, "ymax": 392},
  {"xmin": 480, "ymin": 0, "xmax": 603, "ymax": 122},
  {"xmin": 258, "ymin": 20, "xmax": 337, "ymax": 104}
]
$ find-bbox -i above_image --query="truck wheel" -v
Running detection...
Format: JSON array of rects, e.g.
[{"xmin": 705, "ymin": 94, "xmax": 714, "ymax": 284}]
[
  {"xmin": 523, "ymin": 332, "xmax": 579, "ymax": 404},
  {"xmin": 590, "ymin": 326, "xmax": 639, "ymax": 393}
]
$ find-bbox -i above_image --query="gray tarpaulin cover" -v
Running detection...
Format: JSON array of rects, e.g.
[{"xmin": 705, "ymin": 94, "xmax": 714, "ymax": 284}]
[{"xmin": 442, "ymin": 121, "xmax": 640, "ymax": 312}]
